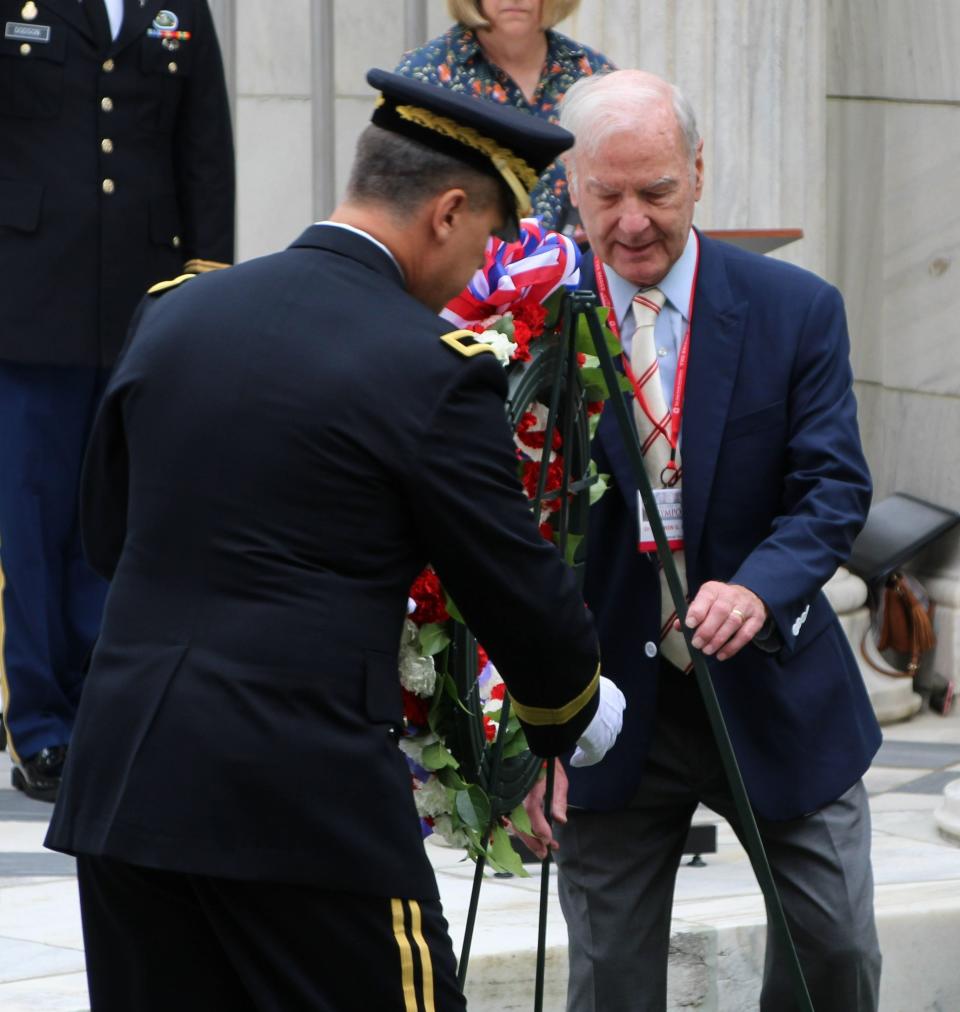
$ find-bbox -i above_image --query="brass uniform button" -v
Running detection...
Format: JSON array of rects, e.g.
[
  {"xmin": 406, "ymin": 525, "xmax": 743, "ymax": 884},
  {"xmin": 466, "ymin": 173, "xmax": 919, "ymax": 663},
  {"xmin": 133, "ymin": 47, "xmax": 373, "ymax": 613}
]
[
  {"xmin": 167, "ymin": 61, "xmax": 178, "ymax": 74},
  {"xmin": 102, "ymin": 179, "xmax": 115, "ymax": 195},
  {"xmin": 102, "ymin": 58, "xmax": 115, "ymax": 72},
  {"xmin": 21, "ymin": 2, "xmax": 38, "ymax": 21},
  {"xmin": 172, "ymin": 235, "xmax": 181, "ymax": 249},
  {"xmin": 101, "ymin": 97, "xmax": 113, "ymax": 112},
  {"xmin": 101, "ymin": 138, "xmax": 114, "ymax": 154},
  {"xmin": 20, "ymin": 43, "xmax": 31, "ymax": 56}
]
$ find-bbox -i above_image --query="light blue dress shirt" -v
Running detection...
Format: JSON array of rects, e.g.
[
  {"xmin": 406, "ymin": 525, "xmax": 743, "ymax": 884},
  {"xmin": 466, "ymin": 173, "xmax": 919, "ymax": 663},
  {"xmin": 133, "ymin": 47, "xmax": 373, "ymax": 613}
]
[{"xmin": 603, "ymin": 229, "xmax": 698, "ymax": 409}]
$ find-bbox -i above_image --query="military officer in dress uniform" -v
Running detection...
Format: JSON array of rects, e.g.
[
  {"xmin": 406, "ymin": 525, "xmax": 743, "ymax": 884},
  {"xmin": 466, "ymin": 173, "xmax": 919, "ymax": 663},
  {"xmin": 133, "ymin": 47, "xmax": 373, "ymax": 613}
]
[
  {"xmin": 45, "ymin": 70, "xmax": 625, "ymax": 1011},
  {"xmin": 0, "ymin": 1, "xmax": 234, "ymax": 798}
]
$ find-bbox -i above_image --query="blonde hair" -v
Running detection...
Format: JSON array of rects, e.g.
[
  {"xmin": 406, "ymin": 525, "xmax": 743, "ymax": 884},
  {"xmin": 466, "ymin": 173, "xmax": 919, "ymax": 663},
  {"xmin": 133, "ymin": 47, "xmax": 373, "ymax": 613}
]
[{"xmin": 447, "ymin": 0, "xmax": 581, "ymax": 30}]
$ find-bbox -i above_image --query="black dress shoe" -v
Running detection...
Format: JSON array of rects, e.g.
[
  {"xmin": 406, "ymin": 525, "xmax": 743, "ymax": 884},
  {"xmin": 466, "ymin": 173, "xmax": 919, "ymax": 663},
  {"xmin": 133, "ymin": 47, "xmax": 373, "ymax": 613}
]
[{"xmin": 11, "ymin": 745, "xmax": 67, "ymax": 803}]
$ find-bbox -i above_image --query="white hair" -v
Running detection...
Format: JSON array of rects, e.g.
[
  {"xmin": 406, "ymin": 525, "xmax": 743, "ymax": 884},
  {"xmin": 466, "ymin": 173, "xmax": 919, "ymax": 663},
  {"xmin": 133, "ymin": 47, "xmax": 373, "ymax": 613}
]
[{"xmin": 559, "ymin": 72, "xmax": 701, "ymax": 186}]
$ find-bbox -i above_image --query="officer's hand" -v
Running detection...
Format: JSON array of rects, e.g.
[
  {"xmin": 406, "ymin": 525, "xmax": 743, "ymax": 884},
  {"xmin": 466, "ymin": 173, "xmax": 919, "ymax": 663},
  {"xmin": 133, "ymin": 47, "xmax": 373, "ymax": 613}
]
[
  {"xmin": 681, "ymin": 581, "xmax": 768, "ymax": 660},
  {"xmin": 514, "ymin": 760, "xmax": 569, "ymax": 860},
  {"xmin": 570, "ymin": 675, "xmax": 625, "ymax": 767}
]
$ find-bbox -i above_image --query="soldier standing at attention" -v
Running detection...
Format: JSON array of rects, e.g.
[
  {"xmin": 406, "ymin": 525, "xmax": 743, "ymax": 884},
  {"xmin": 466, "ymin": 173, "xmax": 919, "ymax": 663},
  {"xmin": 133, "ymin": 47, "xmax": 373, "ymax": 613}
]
[{"xmin": 0, "ymin": 0, "xmax": 234, "ymax": 798}]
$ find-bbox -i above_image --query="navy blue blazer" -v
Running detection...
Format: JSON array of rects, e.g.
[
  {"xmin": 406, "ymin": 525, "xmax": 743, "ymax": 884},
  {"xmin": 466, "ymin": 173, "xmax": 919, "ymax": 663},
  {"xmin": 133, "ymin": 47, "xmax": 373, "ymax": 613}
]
[{"xmin": 567, "ymin": 231, "xmax": 881, "ymax": 820}]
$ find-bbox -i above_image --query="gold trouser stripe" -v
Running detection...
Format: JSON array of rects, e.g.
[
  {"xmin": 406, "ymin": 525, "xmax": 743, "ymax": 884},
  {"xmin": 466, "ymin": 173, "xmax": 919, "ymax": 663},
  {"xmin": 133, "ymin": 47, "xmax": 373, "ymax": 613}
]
[
  {"xmin": 511, "ymin": 664, "xmax": 601, "ymax": 726},
  {"xmin": 408, "ymin": 900, "xmax": 436, "ymax": 1012},
  {"xmin": 391, "ymin": 898, "xmax": 419, "ymax": 1012},
  {"xmin": 0, "ymin": 563, "xmax": 18, "ymax": 763}
]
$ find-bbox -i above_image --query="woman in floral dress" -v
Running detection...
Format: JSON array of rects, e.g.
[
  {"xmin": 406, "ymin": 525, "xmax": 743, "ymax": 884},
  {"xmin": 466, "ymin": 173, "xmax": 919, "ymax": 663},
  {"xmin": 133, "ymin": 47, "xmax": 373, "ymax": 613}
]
[{"xmin": 395, "ymin": 0, "xmax": 614, "ymax": 231}]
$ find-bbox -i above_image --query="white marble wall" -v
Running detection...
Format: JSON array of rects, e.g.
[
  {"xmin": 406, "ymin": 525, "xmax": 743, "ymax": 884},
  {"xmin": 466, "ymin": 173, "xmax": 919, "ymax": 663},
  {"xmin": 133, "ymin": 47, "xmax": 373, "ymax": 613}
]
[
  {"xmin": 826, "ymin": 0, "xmax": 960, "ymax": 646},
  {"xmin": 564, "ymin": 0, "xmax": 828, "ymax": 273}
]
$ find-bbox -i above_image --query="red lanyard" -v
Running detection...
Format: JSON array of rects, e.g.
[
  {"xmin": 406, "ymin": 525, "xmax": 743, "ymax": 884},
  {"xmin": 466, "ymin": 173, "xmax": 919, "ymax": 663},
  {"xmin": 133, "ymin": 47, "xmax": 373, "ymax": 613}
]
[{"xmin": 593, "ymin": 233, "xmax": 700, "ymax": 485}]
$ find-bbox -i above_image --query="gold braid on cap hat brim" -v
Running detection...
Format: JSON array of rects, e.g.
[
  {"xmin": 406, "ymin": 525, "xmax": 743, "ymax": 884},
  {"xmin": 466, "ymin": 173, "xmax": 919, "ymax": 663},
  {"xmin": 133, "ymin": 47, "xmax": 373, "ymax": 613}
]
[{"xmin": 387, "ymin": 100, "xmax": 536, "ymax": 217}]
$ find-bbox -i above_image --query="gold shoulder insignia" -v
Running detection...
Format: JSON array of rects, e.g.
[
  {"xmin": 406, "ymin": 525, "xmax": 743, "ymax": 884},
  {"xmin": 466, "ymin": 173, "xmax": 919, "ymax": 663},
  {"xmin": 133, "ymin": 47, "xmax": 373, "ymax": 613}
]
[
  {"xmin": 147, "ymin": 273, "xmax": 197, "ymax": 296},
  {"xmin": 440, "ymin": 329, "xmax": 495, "ymax": 358}
]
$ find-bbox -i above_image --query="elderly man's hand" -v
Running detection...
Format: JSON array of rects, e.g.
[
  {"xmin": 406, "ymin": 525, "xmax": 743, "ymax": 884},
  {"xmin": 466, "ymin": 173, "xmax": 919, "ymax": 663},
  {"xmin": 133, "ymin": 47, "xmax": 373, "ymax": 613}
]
[
  {"xmin": 680, "ymin": 581, "xmax": 768, "ymax": 661},
  {"xmin": 512, "ymin": 760, "xmax": 569, "ymax": 861}
]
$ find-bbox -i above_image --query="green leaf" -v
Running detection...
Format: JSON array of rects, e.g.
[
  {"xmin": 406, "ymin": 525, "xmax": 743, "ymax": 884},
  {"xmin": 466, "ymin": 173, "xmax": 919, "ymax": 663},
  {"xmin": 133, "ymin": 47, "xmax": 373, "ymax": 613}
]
[
  {"xmin": 455, "ymin": 784, "xmax": 491, "ymax": 832},
  {"xmin": 542, "ymin": 288, "xmax": 565, "ymax": 330},
  {"xmin": 491, "ymin": 316, "xmax": 515, "ymax": 338},
  {"xmin": 575, "ymin": 305, "xmax": 617, "ymax": 357},
  {"xmin": 589, "ymin": 470, "xmax": 610, "ymax": 506},
  {"xmin": 588, "ymin": 412, "xmax": 603, "ymax": 441},
  {"xmin": 508, "ymin": 803, "xmax": 533, "ymax": 836},
  {"xmin": 438, "ymin": 767, "xmax": 469, "ymax": 791},
  {"xmin": 501, "ymin": 733, "xmax": 531, "ymax": 759},
  {"xmin": 488, "ymin": 824, "xmax": 528, "ymax": 877},
  {"xmin": 562, "ymin": 532, "xmax": 584, "ymax": 566},
  {"xmin": 417, "ymin": 623, "xmax": 451, "ymax": 657},
  {"xmin": 444, "ymin": 593, "xmax": 464, "ymax": 624},
  {"xmin": 421, "ymin": 741, "xmax": 459, "ymax": 772}
]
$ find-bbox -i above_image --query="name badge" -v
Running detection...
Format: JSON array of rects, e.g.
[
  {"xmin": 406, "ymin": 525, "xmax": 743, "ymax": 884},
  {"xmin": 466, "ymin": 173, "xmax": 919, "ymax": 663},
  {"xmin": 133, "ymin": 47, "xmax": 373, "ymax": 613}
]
[
  {"xmin": 5, "ymin": 21, "xmax": 51, "ymax": 42},
  {"xmin": 638, "ymin": 487, "xmax": 684, "ymax": 552}
]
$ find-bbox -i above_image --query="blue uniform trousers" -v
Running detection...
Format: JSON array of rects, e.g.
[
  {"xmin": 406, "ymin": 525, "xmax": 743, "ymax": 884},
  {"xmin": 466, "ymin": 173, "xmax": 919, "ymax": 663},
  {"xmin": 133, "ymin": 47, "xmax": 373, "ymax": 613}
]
[{"xmin": 0, "ymin": 362, "xmax": 110, "ymax": 761}]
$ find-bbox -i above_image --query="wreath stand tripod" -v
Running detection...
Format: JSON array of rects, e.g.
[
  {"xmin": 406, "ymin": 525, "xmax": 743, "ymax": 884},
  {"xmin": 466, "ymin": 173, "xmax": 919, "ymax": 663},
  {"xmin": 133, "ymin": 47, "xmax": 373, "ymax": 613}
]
[{"xmin": 450, "ymin": 291, "xmax": 814, "ymax": 1012}]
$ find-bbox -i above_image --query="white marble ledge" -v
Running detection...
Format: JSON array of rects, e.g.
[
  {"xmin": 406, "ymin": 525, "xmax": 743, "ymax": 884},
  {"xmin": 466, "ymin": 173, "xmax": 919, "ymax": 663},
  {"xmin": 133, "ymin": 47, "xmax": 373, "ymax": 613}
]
[
  {"xmin": 0, "ymin": 822, "xmax": 50, "ymax": 853},
  {"xmin": 0, "ymin": 937, "xmax": 85, "ymax": 987},
  {"xmin": 0, "ymin": 881, "xmax": 83, "ymax": 950},
  {"xmin": 863, "ymin": 765, "xmax": 930, "ymax": 794},
  {"xmin": 934, "ymin": 778, "xmax": 960, "ymax": 843},
  {"xmin": 0, "ymin": 971, "xmax": 89, "ymax": 1012}
]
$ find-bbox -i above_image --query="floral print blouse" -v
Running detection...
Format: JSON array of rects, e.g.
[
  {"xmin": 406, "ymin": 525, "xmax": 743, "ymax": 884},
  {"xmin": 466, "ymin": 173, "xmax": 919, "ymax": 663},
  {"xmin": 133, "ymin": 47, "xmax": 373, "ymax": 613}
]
[{"xmin": 395, "ymin": 24, "xmax": 614, "ymax": 229}]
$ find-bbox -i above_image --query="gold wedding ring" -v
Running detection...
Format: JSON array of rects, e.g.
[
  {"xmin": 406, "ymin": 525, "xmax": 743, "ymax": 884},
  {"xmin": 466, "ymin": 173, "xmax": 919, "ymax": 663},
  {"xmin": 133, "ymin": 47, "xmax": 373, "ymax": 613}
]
[{"xmin": 730, "ymin": 608, "xmax": 746, "ymax": 623}]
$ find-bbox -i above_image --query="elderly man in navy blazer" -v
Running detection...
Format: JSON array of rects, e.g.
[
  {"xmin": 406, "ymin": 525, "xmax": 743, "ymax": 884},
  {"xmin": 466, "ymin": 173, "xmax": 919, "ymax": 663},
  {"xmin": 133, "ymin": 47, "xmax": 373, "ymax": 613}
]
[{"xmin": 521, "ymin": 70, "xmax": 882, "ymax": 1012}]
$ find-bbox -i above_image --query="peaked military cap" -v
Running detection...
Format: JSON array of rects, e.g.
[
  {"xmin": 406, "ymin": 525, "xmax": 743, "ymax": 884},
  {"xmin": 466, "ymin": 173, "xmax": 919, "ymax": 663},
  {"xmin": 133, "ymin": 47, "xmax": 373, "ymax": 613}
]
[{"xmin": 366, "ymin": 67, "xmax": 575, "ymax": 220}]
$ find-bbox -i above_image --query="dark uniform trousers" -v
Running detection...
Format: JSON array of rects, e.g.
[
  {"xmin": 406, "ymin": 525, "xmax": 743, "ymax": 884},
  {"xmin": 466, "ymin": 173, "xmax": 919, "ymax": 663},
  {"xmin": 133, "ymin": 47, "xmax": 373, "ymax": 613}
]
[
  {"xmin": 0, "ymin": 363, "xmax": 110, "ymax": 759},
  {"xmin": 77, "ymin": 855, "xmax": 465, "ymax": 1012},
  {"xmin": 0, "ymin": 0, "xmax": 234, "ymax": 761},
  {"xmin": 554, "ymin": 661, "xmax": 882, "ymax": 1012}
]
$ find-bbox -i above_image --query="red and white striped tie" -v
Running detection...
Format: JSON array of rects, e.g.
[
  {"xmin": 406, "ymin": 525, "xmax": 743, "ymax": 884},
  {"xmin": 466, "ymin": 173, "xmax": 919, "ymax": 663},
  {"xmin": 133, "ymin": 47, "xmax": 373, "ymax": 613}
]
[{"xmin": 629, "ymin": 288, "xmax": 691, "ymax": 671}]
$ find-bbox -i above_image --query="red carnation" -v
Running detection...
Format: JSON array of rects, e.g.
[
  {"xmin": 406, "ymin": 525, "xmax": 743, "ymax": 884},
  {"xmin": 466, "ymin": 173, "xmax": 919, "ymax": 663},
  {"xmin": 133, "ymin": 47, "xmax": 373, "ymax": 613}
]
[
  {"xmin": 483, "ymin": 715, "xmax": 497, "ymax": 742},
  {"xmin": 402, "ymin": 687, "xmax": 431, "ymax": 727},
  {"xmin": 586, "ymin": 400, "xmax": 605, "ymax": 417},
  {"xmin": 408, "ymin": 567, "xmax": 449, "ymax": 626},
  {"xmin": 490, "ymin": 682, "xmax": 506, "ymax": 702},
  {"xmin": 477, "ymin": 644, "xmax": 489, "ymax": 672}
]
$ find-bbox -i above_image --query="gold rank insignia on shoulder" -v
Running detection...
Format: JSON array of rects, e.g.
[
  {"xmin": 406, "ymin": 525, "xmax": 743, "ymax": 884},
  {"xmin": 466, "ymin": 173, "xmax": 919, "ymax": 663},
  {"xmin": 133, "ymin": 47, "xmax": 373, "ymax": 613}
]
[
  {"xmin": 147, "ymin": 273, "xmax": 196, "ymax": 296},
  {"xmin": 440, "ymin": 329, "xmax": 495, "ymax": 358}
]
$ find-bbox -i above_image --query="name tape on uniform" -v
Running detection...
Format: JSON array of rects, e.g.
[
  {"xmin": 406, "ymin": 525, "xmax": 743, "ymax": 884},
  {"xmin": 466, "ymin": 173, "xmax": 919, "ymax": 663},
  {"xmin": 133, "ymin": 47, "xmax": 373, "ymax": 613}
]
[{"xmin": 5, "ymin": 21, "xmax": 51, "ymax": 42}]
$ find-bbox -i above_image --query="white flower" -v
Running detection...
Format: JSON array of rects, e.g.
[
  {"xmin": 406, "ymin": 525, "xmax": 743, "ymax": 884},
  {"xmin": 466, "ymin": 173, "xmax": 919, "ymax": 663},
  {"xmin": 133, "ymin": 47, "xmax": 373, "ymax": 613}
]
[
  {"xmin": 431, "ymin": 813, "xmax": 469, "ymax": 848},
  {"xmin": 413, "ymin": 775, "xmax": 451, "ymax": 819},
  {"xmin": 475, "ymin": 328, "xmax": 517, "ymax": 366},
  {"xmin": 398, "ymin": 733, "xmax": 437, "ymax": 767},
  {"xmin": 398, "ymin": 619, "xmax": 437, "ymax": 697}
]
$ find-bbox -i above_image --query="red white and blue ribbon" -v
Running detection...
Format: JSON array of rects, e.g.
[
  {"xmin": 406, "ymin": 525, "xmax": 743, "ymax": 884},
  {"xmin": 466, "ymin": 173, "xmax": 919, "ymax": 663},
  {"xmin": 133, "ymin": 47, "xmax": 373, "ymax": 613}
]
[{"xmin": 441, "ymin": 218, "xmax": 581, "ymax": 327}]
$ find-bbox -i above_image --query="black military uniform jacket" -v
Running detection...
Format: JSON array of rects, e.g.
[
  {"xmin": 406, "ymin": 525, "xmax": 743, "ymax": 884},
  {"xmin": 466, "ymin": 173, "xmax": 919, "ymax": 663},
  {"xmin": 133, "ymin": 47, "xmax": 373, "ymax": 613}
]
[
  {"xmin": 0, "ymin": 0, "xmax": 234, "ymax": 366},
  {"xmin": 46, "ymin": 225, "xmax": 601, "ymax": 899}
]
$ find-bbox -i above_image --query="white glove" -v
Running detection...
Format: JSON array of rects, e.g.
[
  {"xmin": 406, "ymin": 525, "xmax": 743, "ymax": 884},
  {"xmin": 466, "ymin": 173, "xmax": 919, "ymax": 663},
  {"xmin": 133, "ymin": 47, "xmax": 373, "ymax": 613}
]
[{"xmin": 570, "ymin": 675, "xmax": 625, "ymax": 767}]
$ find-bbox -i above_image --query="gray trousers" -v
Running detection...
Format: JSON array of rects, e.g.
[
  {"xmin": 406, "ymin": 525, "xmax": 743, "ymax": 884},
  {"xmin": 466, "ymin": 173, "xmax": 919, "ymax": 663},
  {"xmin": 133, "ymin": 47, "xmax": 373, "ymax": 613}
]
[{"xmin": 554, "ymin": 680, "xmax": 881, "ymax": 1012}]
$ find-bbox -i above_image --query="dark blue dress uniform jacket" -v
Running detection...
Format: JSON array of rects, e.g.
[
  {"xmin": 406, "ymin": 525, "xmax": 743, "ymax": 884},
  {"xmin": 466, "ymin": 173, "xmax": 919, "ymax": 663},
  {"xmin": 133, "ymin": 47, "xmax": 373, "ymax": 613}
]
[
  {"xmin": 567, "ymin": 233, "xmax": 881, "ymax": 821},
  {"xmin": 0, "ymin": 0, "xmax": 234, "ymax": 366},
  {"xmin": 46, "ymin": 225, "xmax": 601, "ymax": 899}
]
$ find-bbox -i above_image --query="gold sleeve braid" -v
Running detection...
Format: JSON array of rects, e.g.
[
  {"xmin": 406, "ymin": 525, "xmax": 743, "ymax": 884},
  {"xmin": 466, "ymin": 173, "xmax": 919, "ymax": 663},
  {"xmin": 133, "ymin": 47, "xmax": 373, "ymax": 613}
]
[{"xmin": 510, "ymin": 665, "xmax": 601, "ymax": 726}]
